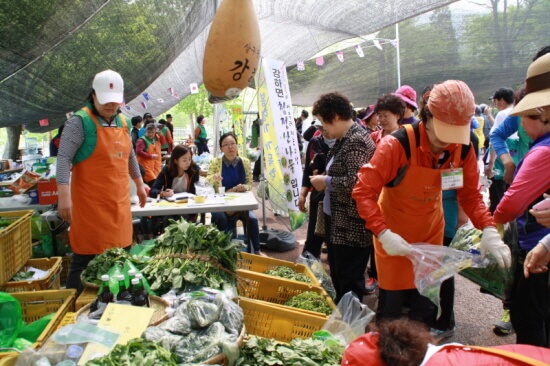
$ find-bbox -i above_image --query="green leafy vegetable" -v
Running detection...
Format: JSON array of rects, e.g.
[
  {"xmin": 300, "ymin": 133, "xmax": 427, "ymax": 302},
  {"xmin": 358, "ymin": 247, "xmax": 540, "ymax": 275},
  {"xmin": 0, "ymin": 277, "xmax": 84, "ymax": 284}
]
[
  {"xmin": 141, "ymin": 219, "xmax": 240, "ymax": 294},
  {"xmin": 10, "ymin": 271, "xmax": 35, "ymax": 281},
  {"xmin": 284, "ymin": 291, "xmax": 333, "ymax": 315},
  {"xmin": 236, "ymin": 335, "xmax": 344, "ymax": 366},
  {"xmin": 264, "ymin": 266, "xmax": 311, "ymax": 283},
  {"xmin": 85, "ymin": 338, "xmax": 178, "ymax": 366}
]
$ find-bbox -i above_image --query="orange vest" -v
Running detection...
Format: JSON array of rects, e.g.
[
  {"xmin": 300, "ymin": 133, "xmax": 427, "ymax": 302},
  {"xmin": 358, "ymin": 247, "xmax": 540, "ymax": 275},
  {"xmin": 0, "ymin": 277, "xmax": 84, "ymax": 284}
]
[
  {"xmin": 69, "ymin": 107, "xmax": 132, "ymax": 254},
  {"xmin": 137, "ymin": 137, "xmax": 161, "ymax": 182},
  {"xmin": 375, "ymin": 124, "xmax": 461, "ymax": 290}
]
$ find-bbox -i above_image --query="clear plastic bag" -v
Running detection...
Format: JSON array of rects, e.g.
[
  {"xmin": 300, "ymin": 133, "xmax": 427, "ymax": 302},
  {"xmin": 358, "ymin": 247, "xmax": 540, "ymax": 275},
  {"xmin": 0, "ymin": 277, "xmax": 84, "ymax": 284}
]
[
  {"xmin": 321, "ymin": 292, "xmax": 375, "ymax": 345},
  {"xmin": 406, "ymin": 243, "xmax": 487, "ymax": 318},
  {"xmin": 449, "ymin": 222, "xmax": 518, "ymax": 300},
  {"xmin": 297, "ymin": 251, "xmax": 336, "ymax": 300}
]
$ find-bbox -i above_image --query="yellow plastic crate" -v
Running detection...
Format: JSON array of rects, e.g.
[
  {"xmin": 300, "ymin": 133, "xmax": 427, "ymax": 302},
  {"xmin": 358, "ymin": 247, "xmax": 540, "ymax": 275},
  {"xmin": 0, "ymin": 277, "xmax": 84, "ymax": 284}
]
[
  {"xmin": 0, "ymin": 210, "xmax": 33, "ymax": 286},
  {"xmin": 237, "ymin": 269, "xmax": 335, "ymax": 318},
  {"xmin": 237, "ymin": 297, "xmax": 327, "ymax": 343},
  {"xmin": 1, "ymin": 257, "xmax": 62, "ymax": 293},
  {"xmin": 0, "ymin": 289, "xmax": 76, "ymax": 359},
  {"xmin": 55, "ymin": 312, "xmax": 76, "ymax": 332},
  {"xmin": 60, "ymin": 255, "xmax": 71, "ymax": 287},
  {"xmin": 237, "ymin": 252, "xmax": 319, "ymax": 286},
  {"xmin": 75, "ymin": 286, "xmax": 98, "ymax": 311}
]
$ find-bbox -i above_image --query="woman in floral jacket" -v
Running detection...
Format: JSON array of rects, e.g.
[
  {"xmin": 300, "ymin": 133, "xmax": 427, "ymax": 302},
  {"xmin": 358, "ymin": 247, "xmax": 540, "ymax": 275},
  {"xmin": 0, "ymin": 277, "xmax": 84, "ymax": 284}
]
[{"xmin": 310, "ymin": 92, "xmax": 376, "ymax": 302}]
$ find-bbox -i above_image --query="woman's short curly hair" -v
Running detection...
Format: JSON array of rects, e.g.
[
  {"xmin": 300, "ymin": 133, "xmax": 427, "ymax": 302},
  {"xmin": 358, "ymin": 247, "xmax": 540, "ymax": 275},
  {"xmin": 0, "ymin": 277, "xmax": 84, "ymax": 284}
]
[
  {"xmin": 312, "ymin": 92, "xmax": 353, "ymax": 124},
  {"xmin": 377, "ymin": 319, "xmax": 432, "ymax": 366},
  {"xmin": 374, "ymin": 94, "xmax": 406, "ymax": 120}
]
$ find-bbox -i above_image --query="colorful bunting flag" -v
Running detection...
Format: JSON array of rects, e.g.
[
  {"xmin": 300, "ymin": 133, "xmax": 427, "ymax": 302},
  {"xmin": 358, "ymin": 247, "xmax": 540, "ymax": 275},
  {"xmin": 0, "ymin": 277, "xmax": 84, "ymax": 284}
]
[
  {"xmin": 390, "ymin": 39, "xmax": 399, "ymax": 48},
  {"xmin": 141, "ymin": 102, "xmax": 147, "ymax": 109},
  {"xmin": 296, "ymin": 61, "xmax": 305, "ymax": 71},
  {"xmin": 336, "ymin": 51, "xmax": 344, "ymax": 62},
  {"xmin": 316, "ymin": 56, "xmax": 324, "ymax": 66},
  {"xmin": 142, "ymin": 92, "xmax": 149, "ymax": 101},
  {"xmin": 190, "ymin": 83, "xmax": 198, "ymax": 94},
  {"xmin": 373, "ymin": 39, "xmax": 383, "ymax": 51},
  {"xmin": 355, "ymin": 45, "xmax": 364, "ymax": 58},
  {"xmin": 39, "ymin": 118, "xmax": 49, "ymax": 126}
]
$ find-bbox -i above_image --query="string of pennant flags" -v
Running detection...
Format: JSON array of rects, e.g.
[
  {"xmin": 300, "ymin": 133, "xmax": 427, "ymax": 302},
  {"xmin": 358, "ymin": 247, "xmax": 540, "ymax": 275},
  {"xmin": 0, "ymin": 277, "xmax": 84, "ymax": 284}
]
[
  {"xmin": 296, "ymin": 38, "xmax": 398, "ymax": 71},
  {"xmin": 40, "ymin": 39, "xmax": 397, "ymax": 125},
  {"xmin": 117, "ymin": 82, "xmax": 200, "ymax": 112}
]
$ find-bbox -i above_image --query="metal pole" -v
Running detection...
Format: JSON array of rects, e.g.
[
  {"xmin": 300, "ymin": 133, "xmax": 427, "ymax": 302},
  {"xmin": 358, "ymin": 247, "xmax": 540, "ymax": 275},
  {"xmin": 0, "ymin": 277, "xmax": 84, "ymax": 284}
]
[
  {"xmin": 258, "ymin": 117, "xmax": 268, "ymax": 231},
  {"xmin": 396, "ymin": 23, "xmax": 401, "ymax": 89}
]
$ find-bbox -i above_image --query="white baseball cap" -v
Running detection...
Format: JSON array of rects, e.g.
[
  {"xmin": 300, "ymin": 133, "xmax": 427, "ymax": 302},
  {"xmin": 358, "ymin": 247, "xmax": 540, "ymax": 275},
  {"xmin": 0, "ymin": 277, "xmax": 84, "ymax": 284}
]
[{"xmin": 92, "ymin": 70, "xmax": 124, "ymax": 104}]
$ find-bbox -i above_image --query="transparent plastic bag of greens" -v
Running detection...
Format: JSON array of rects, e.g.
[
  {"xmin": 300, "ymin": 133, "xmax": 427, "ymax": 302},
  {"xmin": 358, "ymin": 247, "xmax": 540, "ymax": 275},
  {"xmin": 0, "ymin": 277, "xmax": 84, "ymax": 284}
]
[
  {"xmin": 297, "ymin": 251, "xmax": 336, "ymax": 300},
  {"xmin": 406, "ymin": 243, "xmax": 487, "ymax": 319},
  {"xmin": 0, "ymin": 292, "xmax": 23, "ymax": 349},
  {"xmin": 129, "ymin": 240, "xmax": 155, "ymax": 259},
  {"xmin": 321, "ymin": 292, "xmax": 375, "ymax": 345},
  {"xmin": 449, "ymin": 222, "xmax": 518, "ymax": 300}
]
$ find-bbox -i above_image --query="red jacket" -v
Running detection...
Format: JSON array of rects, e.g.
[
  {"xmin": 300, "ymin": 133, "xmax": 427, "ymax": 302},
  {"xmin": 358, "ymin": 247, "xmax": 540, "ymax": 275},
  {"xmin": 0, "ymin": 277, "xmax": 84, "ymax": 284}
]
[{"xmin": 425, "ymin": 344, "xmax": 550, "ymax": 365}]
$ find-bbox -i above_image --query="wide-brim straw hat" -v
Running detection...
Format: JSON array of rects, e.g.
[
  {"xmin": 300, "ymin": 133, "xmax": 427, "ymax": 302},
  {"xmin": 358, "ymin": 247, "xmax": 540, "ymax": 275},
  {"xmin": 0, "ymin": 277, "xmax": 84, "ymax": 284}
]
[{"xmin": 511, "ymin": 53, "xmax": 550, "ymax": 116}]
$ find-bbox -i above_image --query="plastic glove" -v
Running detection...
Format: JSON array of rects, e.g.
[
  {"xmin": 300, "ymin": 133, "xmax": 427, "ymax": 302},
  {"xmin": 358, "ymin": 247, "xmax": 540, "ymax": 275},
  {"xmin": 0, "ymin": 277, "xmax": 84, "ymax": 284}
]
[
  {"xmin": 480, "ymin": 226, "xmax": 512, "ymax": 268},
  {"xmin": 378, "ymin": 229, "xmax": 412, "ymax": 256}
]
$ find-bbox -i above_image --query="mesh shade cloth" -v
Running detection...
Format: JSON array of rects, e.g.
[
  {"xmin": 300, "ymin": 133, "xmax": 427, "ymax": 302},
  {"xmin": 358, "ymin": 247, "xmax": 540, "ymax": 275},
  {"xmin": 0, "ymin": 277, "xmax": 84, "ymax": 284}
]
[{"xmin": 4, "ymin": 0, "xmax": 539, "ymax": 132}]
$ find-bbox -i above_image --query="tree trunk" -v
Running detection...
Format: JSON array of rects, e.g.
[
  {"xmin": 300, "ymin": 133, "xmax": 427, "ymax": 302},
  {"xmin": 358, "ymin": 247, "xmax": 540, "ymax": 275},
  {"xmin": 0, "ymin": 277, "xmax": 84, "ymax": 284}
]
[{"xmin": 3, "ymin": 125, "xmax": 22, "ymax": 160}]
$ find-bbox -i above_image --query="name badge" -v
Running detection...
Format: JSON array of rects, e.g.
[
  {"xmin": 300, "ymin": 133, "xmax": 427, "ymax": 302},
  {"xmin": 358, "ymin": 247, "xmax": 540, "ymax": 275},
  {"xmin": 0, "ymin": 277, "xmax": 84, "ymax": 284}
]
[{"xmin": 441, "ymin": 168, "xmax": 463, "ymax": 190}]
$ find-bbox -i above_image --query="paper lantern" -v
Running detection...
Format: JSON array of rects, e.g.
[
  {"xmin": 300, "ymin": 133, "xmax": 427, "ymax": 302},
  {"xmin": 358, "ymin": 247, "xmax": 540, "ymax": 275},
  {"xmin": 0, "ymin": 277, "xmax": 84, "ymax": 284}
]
[{"xmin": 203, "ymin": 0, "xmax": 261, "ymax": 98}]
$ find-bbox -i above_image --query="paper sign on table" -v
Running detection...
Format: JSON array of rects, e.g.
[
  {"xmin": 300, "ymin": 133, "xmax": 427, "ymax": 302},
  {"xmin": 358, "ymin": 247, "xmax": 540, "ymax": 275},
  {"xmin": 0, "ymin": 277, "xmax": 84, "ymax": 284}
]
[{"xmin": 78, "ymin": 303, "xmax": 154, "ymax": 365}]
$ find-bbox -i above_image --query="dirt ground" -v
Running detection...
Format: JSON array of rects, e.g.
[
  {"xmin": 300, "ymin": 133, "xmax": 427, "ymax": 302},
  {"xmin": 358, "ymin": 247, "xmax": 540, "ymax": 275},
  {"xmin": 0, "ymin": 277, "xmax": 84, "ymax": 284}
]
[{"xmin": 249, "ymin": 182, "xmax": 516, "ymax": 347}]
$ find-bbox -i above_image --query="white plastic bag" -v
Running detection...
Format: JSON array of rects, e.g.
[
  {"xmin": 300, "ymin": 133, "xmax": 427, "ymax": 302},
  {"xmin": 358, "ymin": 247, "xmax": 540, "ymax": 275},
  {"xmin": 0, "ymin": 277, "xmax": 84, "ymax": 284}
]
[
  {"xmin": 321, "ymin": 292, "xmax": 375, "ymax": 345},
  {"xmin": 297, "ymin": 251, "xmax": 336, "ymax": 300}
]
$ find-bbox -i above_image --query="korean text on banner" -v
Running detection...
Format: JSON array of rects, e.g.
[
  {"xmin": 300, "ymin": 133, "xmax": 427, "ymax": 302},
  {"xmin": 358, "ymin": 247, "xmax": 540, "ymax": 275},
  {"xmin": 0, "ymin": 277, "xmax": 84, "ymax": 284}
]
[{"xmin": 257, "ymin": 58, "xmax": 306, "ymax": 231}]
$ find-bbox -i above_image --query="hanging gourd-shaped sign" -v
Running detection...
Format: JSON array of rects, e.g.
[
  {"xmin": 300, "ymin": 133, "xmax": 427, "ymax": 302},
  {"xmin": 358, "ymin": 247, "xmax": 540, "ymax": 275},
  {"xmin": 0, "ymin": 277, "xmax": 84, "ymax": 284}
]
[{"xmin": 203, "ymin": 0, "xmax": 261, "ymax": 99}]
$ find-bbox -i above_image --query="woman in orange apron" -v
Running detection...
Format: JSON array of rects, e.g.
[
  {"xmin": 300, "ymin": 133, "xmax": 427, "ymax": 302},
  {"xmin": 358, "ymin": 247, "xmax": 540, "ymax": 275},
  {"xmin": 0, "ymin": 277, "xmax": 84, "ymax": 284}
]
[
  {"xmin": 352, "ymin": 80, "xmax": 511, "ymax": 328},
  {"xmin": 57, "ymin": 70, "xmax": 148, "ymax": 293}
]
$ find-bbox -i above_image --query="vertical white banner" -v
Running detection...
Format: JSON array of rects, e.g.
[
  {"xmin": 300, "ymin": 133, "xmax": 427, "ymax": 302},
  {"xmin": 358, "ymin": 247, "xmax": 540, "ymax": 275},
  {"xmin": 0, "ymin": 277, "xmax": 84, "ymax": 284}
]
[{"xmin": 258, "ymin": 58, "xmax": 305, "ymax": 230}]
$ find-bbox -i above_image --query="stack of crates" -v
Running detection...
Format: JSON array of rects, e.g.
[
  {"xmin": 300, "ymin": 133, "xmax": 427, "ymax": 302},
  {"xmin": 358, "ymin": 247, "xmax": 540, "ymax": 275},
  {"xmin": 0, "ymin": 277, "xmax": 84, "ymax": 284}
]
[
  {"xmin": 0, "ymin": 210, "xmax": 75, "ymax": 360},
  {"xmin": 236, "ymin": 252, "xmax": 336, "ymax": 342}
]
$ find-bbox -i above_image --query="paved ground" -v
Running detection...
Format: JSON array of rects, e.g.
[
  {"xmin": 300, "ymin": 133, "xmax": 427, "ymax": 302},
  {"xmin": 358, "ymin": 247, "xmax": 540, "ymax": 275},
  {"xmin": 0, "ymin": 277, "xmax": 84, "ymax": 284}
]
[{"xmin": 248, "ymin": 182, "xmax": 516, "ymax": 347}]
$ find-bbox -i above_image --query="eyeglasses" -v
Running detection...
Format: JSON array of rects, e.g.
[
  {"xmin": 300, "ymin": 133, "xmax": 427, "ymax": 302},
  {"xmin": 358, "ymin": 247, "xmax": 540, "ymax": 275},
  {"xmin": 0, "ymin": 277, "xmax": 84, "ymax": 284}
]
[{"xmin": 221, "ymin": 142, "xmax": 237, "ymax": 148}]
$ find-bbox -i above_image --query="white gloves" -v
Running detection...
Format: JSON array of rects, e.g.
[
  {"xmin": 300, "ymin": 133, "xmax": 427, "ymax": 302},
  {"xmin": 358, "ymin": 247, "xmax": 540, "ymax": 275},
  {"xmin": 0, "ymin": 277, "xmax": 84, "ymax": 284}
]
[
  {"xmin": 378, "ymin": 229, "xmax": 412, "ymax": 256},
  {"xmin": 480, "ymin": 226, "xmax": 512, "ymax": 268}
]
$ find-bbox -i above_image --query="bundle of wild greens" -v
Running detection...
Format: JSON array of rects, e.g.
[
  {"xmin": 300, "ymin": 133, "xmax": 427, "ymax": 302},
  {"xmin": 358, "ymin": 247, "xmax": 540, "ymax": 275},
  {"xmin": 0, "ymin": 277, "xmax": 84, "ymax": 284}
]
[
  {"xmin": 85, "ymin": 338, "xmax": 178, "ymax": 366},
  {"xmin": 141, "ymin": 219, "xmax": 240, "ymax": 294},
  {"xmin": 235, "ymin": 336, "xmax": 344, "ymax": 366},
  {"xmin": 81, "ymin": 247, "xmax": 148, "ymax": 286},
  {"xmin": 264, "ymin": 266, "xmax": 311, "ymax": 283},
  {"xmin": 284, "ymin": 291, "xmax": 333, "ymax": 315}
]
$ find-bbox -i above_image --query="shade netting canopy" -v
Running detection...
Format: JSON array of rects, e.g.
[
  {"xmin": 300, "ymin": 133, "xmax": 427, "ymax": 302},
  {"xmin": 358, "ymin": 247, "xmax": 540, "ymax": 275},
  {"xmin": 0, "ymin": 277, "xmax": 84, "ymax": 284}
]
[{"xmin": 1, "ymin": 0, "xmax": 459, "ymax": 132}]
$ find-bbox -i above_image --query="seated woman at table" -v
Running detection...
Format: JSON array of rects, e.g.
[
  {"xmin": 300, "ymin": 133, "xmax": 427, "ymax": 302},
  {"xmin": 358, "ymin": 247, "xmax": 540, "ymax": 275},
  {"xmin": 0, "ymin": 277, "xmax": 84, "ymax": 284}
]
[
  {"xmin": 148, "ymin": 144, "xmax": 200, "ymax": 231},
  {"xmin": 206, "ymin": 132, "xmax": 261, "ymax": 254}
]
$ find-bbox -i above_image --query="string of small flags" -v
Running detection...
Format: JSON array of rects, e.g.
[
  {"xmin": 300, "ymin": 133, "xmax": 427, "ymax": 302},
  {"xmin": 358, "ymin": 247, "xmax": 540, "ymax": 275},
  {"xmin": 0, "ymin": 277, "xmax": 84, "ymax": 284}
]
[{"xmin": 296, "ymin": 39, "xmax": 397, "ymax": 71}]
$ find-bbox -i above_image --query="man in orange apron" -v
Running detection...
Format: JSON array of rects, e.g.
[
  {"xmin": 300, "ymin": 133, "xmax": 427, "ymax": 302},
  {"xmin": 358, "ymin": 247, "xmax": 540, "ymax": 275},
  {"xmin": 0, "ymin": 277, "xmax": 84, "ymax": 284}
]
[
  {"xmin": 352, "ymin": 80, "xmax": 511, "ymax": 328},
  {"xmin": 57, "ymin": 70, "xmax": 148, "ymax": 293}
]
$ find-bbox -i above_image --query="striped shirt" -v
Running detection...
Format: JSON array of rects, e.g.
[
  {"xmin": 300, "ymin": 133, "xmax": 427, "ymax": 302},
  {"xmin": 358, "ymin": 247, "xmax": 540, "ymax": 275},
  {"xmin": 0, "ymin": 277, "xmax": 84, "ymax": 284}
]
[{"xmin": 57, "ymin": 114, "xmax": 141, "ymax": 185}]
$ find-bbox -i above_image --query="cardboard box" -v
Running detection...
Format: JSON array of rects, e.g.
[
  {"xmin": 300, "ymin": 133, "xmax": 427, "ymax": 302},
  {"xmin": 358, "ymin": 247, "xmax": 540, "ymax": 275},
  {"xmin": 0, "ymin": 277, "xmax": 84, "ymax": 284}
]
[{"xmin": 37, "ymin": 178, "xmax": 58, "ymax": 205}]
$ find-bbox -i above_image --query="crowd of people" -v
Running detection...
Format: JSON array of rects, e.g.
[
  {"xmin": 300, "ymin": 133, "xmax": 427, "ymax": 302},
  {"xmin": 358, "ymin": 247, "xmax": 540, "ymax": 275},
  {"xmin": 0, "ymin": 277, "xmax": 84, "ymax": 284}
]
[
  {"xmin": 297, "ymin": 46, "xmax": 550, "ymax": 362},
  {"xmin": 51, "ymin": 42, "xmax": 550, "ymax": 363}
]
